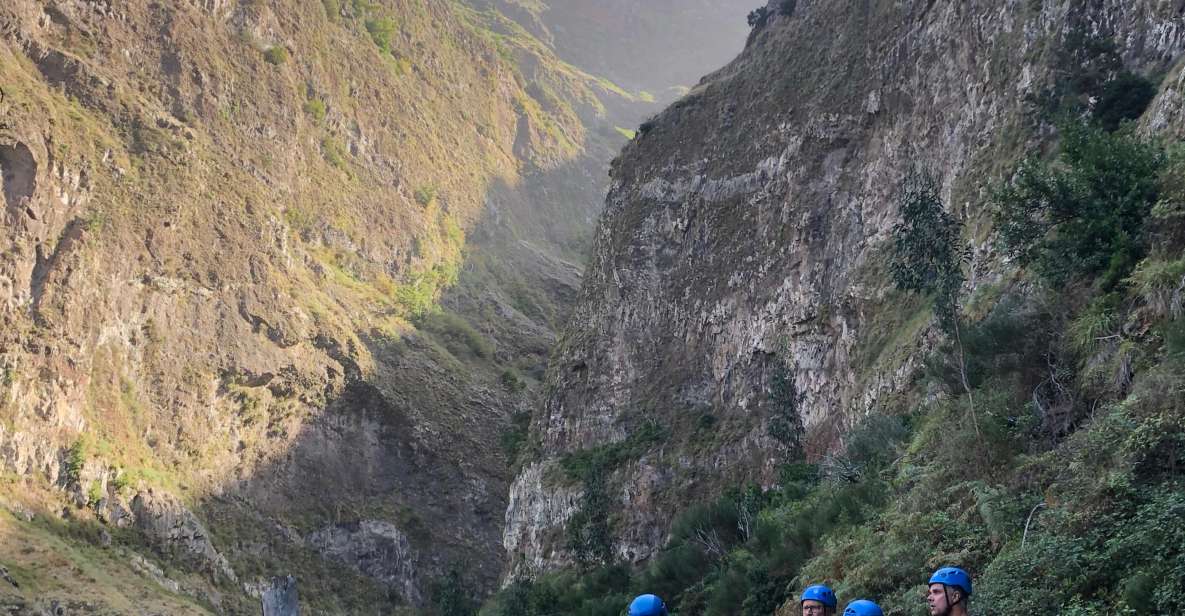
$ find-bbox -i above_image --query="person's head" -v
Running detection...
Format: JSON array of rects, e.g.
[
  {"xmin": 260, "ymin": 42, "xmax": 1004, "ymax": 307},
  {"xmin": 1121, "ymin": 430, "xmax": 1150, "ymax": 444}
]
[
  {"xmin": 927, "ymin": 567, "xmax": 972, "ymax": 616},
  {"xmin": 842, "ymin": 599, "xmax": 883, "ymax": 616},
  {"xmin": 800, "ymin": 584, "xmax": 838, "ymax": 616},
  {"xmin": 629, "ymin": 594, "xmax": 668, "ymax": 616}
]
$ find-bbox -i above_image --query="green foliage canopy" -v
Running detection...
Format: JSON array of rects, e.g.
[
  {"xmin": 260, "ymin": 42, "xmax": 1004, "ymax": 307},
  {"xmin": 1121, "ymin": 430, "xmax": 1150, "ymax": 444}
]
[
  {"xmin": 889, "ymin": 172, "xmax": 965, "ymax": 330},
  {"xmin": 993, "ymin": 123, "xmax": 1164, "ymax": 286}
]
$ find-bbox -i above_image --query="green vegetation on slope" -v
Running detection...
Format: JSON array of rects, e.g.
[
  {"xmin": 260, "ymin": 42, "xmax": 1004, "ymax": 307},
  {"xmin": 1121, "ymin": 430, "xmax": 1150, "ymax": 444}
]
[{"xmin": 474, "ymin": 105, "xmax": 1185, "ymax": 616}]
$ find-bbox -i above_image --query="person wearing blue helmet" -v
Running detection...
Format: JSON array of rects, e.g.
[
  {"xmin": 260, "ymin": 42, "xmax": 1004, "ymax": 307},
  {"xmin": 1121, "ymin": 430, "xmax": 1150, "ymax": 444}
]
[
  {"xmin": 842, "ymin": 599, "xmax": 884, "ymax": 616},
  {"xmin": 800, "ymin": 584, "xmax": 838, "ymax": 616},
  {"xmin": 926, "ymin": 566, "xmax": 972, "ymax": 616},
  {"xmin": 628, "ymin": 593, "xmax": 668, "ymax": 616}
]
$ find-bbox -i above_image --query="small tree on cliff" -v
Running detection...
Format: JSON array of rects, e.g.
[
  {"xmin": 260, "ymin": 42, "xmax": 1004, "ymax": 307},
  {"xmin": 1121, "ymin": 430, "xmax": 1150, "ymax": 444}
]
[
  {"xmin": 889, "ymin": 171, "xmax": 979, "ymax": 434},
  {"xmin": 890, "ymin": 172, "xmax": 964, "ymax": 328},
  {"xmin": 431, "ymin": 567, "xmax": 476, "ymax": 616},
  {"xmin": 747, "ymin": 6, "xmax": 771, "ymax": 28}
]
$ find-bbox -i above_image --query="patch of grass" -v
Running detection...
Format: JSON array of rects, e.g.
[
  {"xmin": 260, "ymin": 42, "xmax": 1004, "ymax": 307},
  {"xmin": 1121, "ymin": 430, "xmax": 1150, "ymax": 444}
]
[
  {"xmin": 1068, "ymin": 293, "xmax": 1119, "ymax": 355},
  {"xmin": 109, "ymin": 470, "xmax": 130, "ymax": 495},
  {"xmin": 321, "ymin": 136, "xmax": 347, "ymax": 168},
  {"xmin": 1126, "ymin": 257, "xmax": 1185, "ymax": 320},
  {"xmin": 851, "ymin": 290, "xmax": 930, "ymax": 375},
  {"xmin": 283, "ymin": 205, "xmax": 314, "ymax": 233},
  {"xmin": 414, "ymin": 185, "xmax": 437, "ymax": 207},
  {"xmin": 81, "ymin": 209, "xmax": 108, "ymax": 234},
  {"xmin": 0, "ymin": 509, "xmax": 217, "ymax": 614},
  {"xmin": 365, "ymin": 17, "xmax": 398, "ymax": 55},
  {"xmin": 614, "ymin": 126, "xmax": 636, "ymax": 140},
  {"xmin": 263, "ymin": 46, "xmax": 289, "ymax": 65},
  {"xmin": 321, "ymin": 0, "xmax": 341, "ymax": 21},
  {"xmin": 303, "ymin": 98, "xmax": 327, "ymax": 123},
  {"xmin": 414, "ymin": 310, "xmax": 493, "ymax": 359},
  {"xmin": 559, "ymin": 420, "xmax": 667, "ymax": 482},
  {"xmin": 387, "ymin": 54, "xmax": 413, "ymax": 76},
  {"xmin": 500, "ymin": 368, "xmax": 526, "ymax": 393}
]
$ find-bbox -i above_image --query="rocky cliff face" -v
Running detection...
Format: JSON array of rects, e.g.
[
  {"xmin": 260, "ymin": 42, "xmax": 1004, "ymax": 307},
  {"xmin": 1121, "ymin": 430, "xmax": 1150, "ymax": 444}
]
[
  {"xmin": 506, "ymin": 0, "xmax": 1185, "ymax": 575},
  {"xmin": 0, "ymin": 0, "xmax": 649, "ymax": 611},
  {"xmin": 0, "ymin": 0, "xmax": 751, "ymax": 610}
]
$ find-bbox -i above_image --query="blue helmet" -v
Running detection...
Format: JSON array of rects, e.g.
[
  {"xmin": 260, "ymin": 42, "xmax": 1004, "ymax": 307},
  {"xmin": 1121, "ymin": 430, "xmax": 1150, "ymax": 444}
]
[
  {"xmin": 629, "ymin": 594, "xmax": 668, "ymax": 616},
  {"xmin": 929, "ymin": 566, "xmax": 973, "ymax": 596},
  {"xmin": 843, "ymin": 600, "xmax": 884, "ymax": 616},
  {"xmin": 801, "ymin": 584, "xmax": 838, "ymax": 608}
]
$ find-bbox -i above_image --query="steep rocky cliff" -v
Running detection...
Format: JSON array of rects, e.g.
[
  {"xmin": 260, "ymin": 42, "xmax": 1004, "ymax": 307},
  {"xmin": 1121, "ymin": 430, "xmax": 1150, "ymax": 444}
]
[
  {"xmin": 0, "ymin": 0, "xmax": 658, "ymax": 611},
  {"xmin": 0, "ymin": 0, "xmax": 754, "ymax": 610},
  {"xmin": 506, "ymin": 0, "xmax": 1185, "ymax": 577}
]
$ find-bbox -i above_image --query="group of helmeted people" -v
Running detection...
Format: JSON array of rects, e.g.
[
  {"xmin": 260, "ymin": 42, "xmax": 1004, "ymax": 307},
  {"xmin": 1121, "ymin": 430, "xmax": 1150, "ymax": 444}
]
[{"xmin": 626, "ymin": 566, "xmax": 973, "ymax": 616}]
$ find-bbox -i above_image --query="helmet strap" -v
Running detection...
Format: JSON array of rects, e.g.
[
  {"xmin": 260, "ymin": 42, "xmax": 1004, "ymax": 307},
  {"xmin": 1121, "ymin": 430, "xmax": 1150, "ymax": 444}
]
[{"xmin": 941, "ymin": 585, "xmax": 965, "ymax": 616}]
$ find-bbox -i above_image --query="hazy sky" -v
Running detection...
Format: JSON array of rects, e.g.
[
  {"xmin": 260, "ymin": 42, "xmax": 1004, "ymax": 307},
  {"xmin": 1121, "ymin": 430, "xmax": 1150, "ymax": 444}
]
[{"xmin": 504, "ymin": 0, "xmax": 754, "ymax": 93}]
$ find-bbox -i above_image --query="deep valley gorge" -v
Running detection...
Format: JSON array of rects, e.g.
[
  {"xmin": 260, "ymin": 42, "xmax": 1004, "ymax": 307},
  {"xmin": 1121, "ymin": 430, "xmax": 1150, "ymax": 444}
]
[{"xmin": 3, "ymin": 1, "xmax": 1185, "ymax": 615}]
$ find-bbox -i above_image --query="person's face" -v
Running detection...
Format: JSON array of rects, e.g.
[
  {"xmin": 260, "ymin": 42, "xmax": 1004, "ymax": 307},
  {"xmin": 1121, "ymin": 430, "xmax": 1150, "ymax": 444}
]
[
  {"xmin": 926, "ymin": 583, "xmax": 959, "ymax": 615},
  {"xmin": 802, "ymin": 599, "xmax": 827, "ymax": 616}
]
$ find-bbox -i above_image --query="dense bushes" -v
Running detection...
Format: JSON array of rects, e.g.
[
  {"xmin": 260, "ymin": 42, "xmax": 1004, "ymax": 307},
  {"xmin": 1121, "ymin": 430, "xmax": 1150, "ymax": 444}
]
[
  {"xmin": 994, "ymin": 122, "xmax": 1164, "ymax": 286},
  {"xmin": 432, "ymin": 568, "xmax": 478, "ymax": 616},
  {"xmin": 482, "ymin": 415, "xmax": 898, "ymax": 615},
  {"xmin": 1094, "ymin": 71, "xmax": 1158, "ymax": 131},
  {"xmin": 978, "ymin": 390, "xmax": 1185, "ymax": 614},
  {"xmin": 746, "ymin": 7, "xmax": 771, "ymax": 29}
]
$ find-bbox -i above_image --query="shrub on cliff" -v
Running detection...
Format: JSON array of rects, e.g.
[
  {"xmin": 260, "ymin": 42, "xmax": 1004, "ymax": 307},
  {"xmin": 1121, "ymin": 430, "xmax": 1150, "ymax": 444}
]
[
  {"xmin": 431, "ymin": 568, "xmax": 477, "ymax": 616},
  {"xmin": 63, "ymin": 439, "xmax": 87, "ymax": 486},
  {"xmin": 746, "ymin": 7, "xmax": 771, "ymax": 29},
  {"xmin": 366, "ymin": 17, "xmax": 398, "ymax": 55},
  {"xmin": 263, "ymin": 45, "xmax": 289, "ymax": 65},
  {"xmin": 994, "ymin": 122, "xmax": 1164, "ymax": 287},
  {"xmin": 889, "ymin": 171, "xmax": 965, "ymax": 331},
  {"xmin": 1093, "ymin": 71, "xmax": 1158, "ymax": 132},
  {"xmin": 303, "ymin": 98, "xmax": 327, "ymax": 123}
]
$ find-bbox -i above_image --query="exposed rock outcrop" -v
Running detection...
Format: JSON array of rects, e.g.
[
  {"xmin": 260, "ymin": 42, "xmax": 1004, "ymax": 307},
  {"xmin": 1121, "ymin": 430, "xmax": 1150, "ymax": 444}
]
[
  {"xmin": 131, "ymin": 489, "xmax": 237, "ymax": 581},
  {"xmin": 260, "ymin": 575, "xmax": 300, "ymax": 616},
  {"xmin": 308, "ymin": 520, "xmax": 419, "ymax": 605}
]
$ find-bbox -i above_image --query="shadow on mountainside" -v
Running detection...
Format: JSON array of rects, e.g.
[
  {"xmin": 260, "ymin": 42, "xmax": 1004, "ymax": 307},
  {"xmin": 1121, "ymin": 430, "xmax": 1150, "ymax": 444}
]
[{"xmin": 181, "ymin": 149, "xmax": 611, "ymax": 613}]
